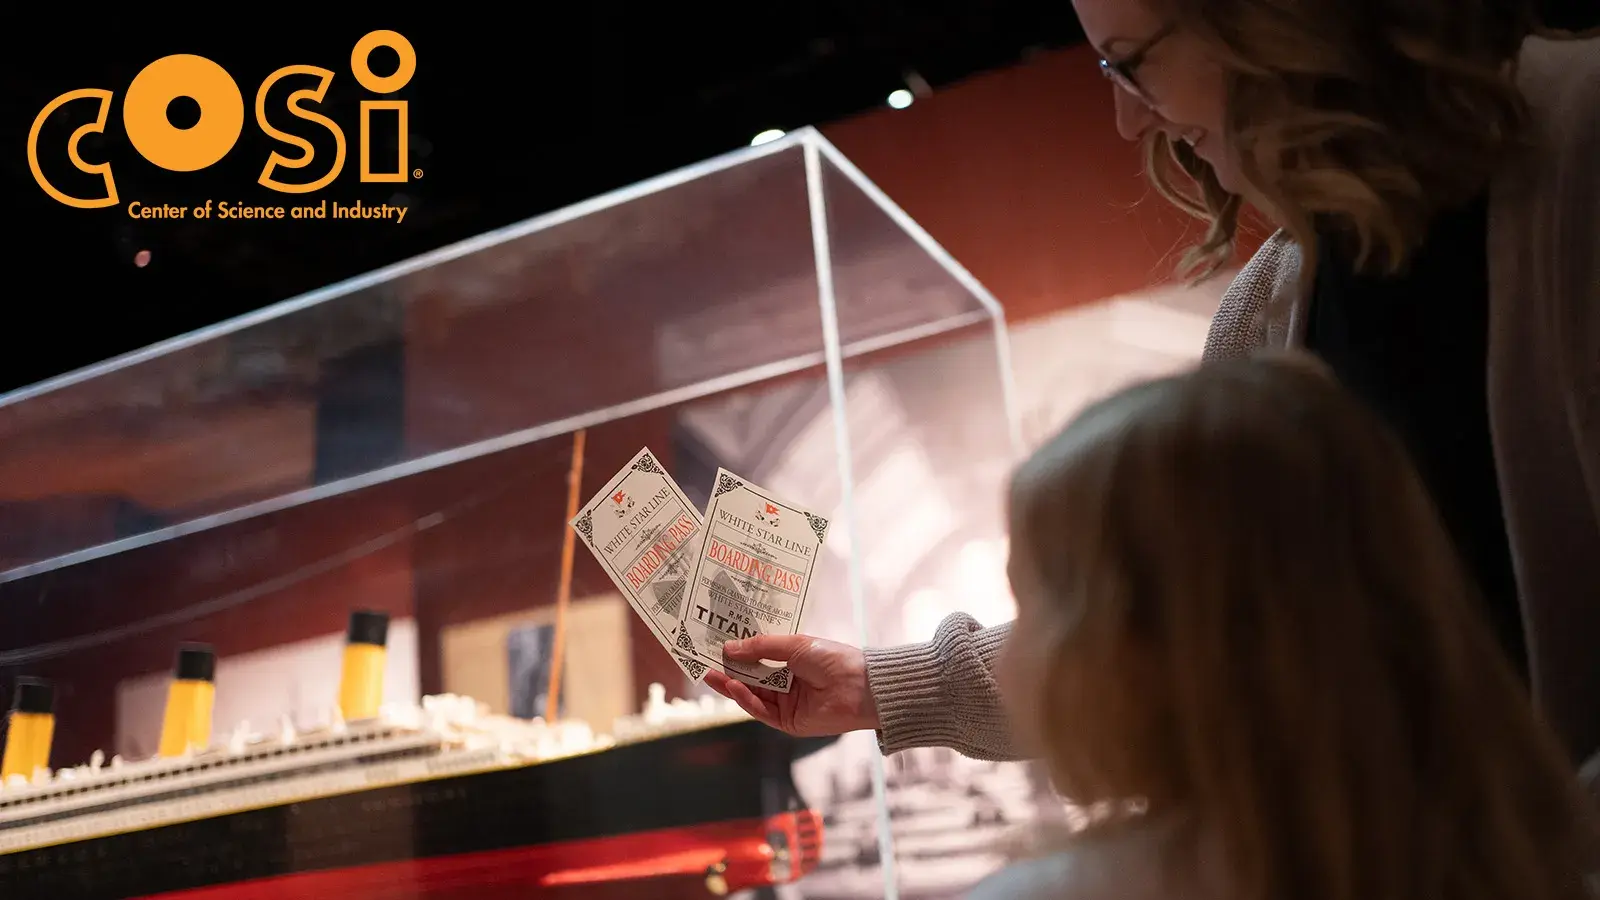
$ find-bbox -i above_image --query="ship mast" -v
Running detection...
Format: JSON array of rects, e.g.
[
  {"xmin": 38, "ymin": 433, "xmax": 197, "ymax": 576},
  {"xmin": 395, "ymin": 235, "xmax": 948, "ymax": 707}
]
[{"xmin": 546, "ymin": 428, "xmax": 586, "ymax": 722}]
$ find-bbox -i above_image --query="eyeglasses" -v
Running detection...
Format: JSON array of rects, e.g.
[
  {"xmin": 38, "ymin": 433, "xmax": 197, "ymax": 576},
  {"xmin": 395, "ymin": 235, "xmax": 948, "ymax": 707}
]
[{"xmin": 1098, "ymin": 23, "xmax": 1177, "ymax": 104}]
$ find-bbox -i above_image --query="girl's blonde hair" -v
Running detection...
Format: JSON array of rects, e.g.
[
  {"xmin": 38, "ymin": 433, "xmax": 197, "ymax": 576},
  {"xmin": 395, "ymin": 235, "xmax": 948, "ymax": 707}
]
[
  {"xmin": 1143, "ymin": 0, "xmax": 1546, "ymax": 283},
  {"xmin": 1007, "ymin": 355, "xmax": 1596, "ymax": 900}
]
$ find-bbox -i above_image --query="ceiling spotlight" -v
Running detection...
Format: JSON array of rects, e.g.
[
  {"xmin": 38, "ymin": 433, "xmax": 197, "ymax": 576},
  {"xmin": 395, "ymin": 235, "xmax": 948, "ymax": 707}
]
[
  {"xmin": 751, "ymin": 129, "xmax": 785, "ymax": 146},
  {"xmin": 887, "ymin": 89, "xmax": 914, "ymax": 110}
]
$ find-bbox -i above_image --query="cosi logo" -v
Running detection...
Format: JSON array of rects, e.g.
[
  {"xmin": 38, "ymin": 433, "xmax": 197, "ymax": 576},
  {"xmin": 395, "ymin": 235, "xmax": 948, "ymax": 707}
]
[{"xmin": 27, "ymin": 30, "xmax": 415, "ymax": 210}]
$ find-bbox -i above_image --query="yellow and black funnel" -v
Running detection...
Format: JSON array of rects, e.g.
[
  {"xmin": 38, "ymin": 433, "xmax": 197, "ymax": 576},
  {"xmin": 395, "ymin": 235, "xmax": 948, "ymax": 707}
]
[
  {"xmin": 158, "ymin": 644, "xmax": 216, "ymax": 757},
  {"xmin": 1, "ymin": 677, "xmax": 55, "ymax": 782},
  {"xmin": 338, "ymin": 610, "xmax": 389, "ymax": 721}
]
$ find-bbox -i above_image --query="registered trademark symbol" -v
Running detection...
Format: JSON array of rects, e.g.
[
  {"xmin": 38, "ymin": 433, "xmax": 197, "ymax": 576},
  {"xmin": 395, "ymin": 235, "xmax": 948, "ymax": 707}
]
[{"xmin": 412, "ymin": 168, "xmax": 424, "ymax": 178}]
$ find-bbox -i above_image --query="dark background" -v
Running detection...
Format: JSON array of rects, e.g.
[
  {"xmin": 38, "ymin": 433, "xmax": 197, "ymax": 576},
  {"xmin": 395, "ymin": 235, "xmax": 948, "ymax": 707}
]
[
  {"xmin": 0, "ymin": 7, "xmax": 1083, "ymax": 393},
  {"xmin": 0, "ymin": 3, "xmax": 1592, "ymax": 395}
]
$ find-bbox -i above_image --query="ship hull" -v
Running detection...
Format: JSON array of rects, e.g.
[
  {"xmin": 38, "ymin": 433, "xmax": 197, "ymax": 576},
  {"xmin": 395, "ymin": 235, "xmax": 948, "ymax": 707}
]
[
  {"xmin": 0, "ymin": 721, "xmax": 832, "ymax": 900},
  {"xmin": 137, "ymin": 816, "xmax": 815, "ymax": 900}
]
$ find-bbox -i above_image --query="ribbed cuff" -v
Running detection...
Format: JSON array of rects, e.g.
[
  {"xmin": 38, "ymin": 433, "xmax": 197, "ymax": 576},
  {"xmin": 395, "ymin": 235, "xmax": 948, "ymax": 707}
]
[
  {"xmin": 863, "ymin": 613, "xmax": 1023, "ymax": 761},
  {"xmin": 864, "ymin": 633, "xmax": 948, "ymax": 755}
]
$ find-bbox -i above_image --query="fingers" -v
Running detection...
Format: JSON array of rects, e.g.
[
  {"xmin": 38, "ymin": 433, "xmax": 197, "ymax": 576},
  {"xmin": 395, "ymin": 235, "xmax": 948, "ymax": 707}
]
[
  {"xmin": 703, "ymin": 669, "xmax": 738, "ymax": 699},
  {"xmin": 705, "ymin": 670, "xmax": 782, "ymax": 730},
  {"xmin": 722, "ymin": 633, "xmax": 816, "ymax": 663}
]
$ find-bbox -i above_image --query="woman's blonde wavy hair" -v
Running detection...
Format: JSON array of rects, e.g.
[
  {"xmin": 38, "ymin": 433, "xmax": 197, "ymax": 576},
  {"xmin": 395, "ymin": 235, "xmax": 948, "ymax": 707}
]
[
  {"xmin": 1142, "ymin": 0, "xmax": 1551, "ymax": 282},
  {"xmin": 1006, "ymin": 355, "xmax": 1597, "ymax": 900}
]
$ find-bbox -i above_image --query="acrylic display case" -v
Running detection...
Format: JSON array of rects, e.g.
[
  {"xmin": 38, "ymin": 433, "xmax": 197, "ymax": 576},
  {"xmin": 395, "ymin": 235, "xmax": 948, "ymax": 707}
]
[{"xmin": 0, "ymin": 129, "xmax": 1028, "ymax": 900}]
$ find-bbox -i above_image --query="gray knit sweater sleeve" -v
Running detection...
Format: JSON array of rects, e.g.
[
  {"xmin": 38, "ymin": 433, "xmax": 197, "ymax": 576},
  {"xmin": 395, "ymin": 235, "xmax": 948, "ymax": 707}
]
[
  {"xmin": 857, "ymin": 245, "xmax": 1298, "ymax": 763},
  {"xmin": 862, "ymin": 613, "xmax": 1023, "ymax": 760}
]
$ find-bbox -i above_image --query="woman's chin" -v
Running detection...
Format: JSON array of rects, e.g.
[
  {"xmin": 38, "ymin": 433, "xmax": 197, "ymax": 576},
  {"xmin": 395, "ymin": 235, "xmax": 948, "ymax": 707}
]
[
  {"xmin": 1194, "ymin": 147, "xmax": 1235, "ymax": 189},
  {"xmin": 1203, "ymin": 158, "xmax": 1276, "ymax": 219}
]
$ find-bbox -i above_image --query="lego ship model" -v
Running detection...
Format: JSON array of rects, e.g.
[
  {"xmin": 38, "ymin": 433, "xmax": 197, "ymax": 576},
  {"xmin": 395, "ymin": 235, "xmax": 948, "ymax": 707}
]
[{"xmin": 0, "ymin": 611, "xmax": 830, "ymax": 900}]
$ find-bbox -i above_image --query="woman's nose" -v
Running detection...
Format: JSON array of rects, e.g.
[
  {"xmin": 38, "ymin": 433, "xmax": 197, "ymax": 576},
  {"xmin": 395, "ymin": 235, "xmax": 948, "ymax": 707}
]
[{"xmin": 1113, "ymin": 86, "xmax": 1158, "ymax": 142}]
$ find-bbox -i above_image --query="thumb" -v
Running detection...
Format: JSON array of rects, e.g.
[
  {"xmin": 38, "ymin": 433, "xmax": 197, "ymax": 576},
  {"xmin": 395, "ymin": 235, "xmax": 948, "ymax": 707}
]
[{"xmin": 723, "ymin": 633, "xmax": 816, "ymax": 663}]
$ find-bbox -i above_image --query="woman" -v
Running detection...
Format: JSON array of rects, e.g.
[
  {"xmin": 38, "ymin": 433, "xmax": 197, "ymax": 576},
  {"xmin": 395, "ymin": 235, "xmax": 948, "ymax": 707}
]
[
  {"xmin": 968, "ymin": 355, "xmax": 1595, "ymax": 899},
  {"xmin": 704, "ymin": 0, "xmax": 1600, "ymax": 769}
]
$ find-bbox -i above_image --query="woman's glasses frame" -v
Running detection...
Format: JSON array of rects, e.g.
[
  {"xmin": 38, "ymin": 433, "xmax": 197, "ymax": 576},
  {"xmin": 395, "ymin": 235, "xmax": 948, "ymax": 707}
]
[{"xmin": 1098, "ymin": 23, "xmax": 1178, "ymax": 105}]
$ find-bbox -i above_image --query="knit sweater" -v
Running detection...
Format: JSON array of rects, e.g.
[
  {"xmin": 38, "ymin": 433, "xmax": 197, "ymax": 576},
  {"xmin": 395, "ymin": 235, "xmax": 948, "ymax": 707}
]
[{"xmin": 863, "ymin": 33, "xmax": 1600, "ymax": 769}]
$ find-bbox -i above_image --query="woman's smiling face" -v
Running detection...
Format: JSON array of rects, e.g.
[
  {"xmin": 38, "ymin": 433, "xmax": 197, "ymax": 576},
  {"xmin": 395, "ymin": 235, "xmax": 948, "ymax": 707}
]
[{"xmin": 1073, "ymin": 0, "xmax": 1244, "ymax": 196}]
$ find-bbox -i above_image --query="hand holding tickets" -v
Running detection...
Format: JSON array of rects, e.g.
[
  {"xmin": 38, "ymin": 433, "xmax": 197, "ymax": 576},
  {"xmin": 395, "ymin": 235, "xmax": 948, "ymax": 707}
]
[
  {"xmin": 568, "ymin": 451, "xmax": 829, "ymax": 693},
  {"xmin": 673, "ymin": 470, "xmax": 828, "ymax": 694}
]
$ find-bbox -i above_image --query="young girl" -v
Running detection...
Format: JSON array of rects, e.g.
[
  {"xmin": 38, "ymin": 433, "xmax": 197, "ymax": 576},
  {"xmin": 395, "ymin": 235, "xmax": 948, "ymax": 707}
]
[{"xmin": 973, "ymin": 355, "xmax": 1597, "ymax": 900}]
